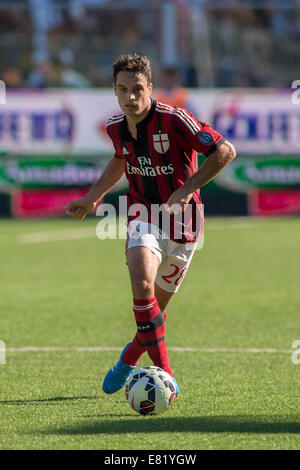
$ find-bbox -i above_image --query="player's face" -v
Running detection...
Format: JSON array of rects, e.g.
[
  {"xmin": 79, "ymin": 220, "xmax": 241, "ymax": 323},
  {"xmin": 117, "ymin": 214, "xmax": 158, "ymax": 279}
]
[{"xmin": 114, "ymin": 71, "xmax": 152, "ymax": 118}]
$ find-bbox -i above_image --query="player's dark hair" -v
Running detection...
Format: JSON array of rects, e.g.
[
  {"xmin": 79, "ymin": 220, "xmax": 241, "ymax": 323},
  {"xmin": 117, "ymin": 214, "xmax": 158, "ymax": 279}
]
[{"xmin": 113, "ymin": 54, "xmax": 152, "ymax": 84}]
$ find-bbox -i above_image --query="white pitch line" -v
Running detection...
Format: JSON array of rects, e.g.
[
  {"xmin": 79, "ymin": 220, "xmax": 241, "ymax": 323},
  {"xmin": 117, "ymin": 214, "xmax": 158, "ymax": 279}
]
[
  {"xmin": 17, "ymin": 218, "xmax": 263, "ymax": 244},
  {"xmin": 18, "ymin": 228, "xmax": 96, "ymax": 244},
  {"xmin": 206, "ymin": 223, "xmax": 261, "ymax": 230},
  {"xmin": 5, "ymin": 346, "xmax": 293, "ymax": 354},
  {"xmin": 206, "ymin": 219, "xmax": 262, "ymax": 230}
]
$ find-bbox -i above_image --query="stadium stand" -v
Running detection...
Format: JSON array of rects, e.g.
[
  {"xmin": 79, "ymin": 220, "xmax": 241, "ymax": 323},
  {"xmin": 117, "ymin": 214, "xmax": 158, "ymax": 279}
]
[{"xmin": 0, "ymin": 0, "xmax": 298, "ymax": 88}]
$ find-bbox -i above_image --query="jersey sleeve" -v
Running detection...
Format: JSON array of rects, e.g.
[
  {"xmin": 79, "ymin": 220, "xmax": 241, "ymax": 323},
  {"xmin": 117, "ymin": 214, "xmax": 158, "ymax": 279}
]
[
  {"xmin": 113, "ymin": 149, "xmax": 125, "ymax": 160},
  {"xmin": 173, "ymin": 108, "xmax": 225, "ymax": 156},
  {"xmin": 106, "ymin": 123, "xmax": 125, "ymax": 160}
]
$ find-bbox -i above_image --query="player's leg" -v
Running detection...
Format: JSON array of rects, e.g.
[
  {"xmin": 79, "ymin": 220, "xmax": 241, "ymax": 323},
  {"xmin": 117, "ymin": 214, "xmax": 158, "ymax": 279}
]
[
  {"xmin": 102, "ymin": 245, "xmax": 167, "ymax": 394},
  {"xmin": 150, "ymin": 242, "xmax": 198, "ymax": 396},
  {"xmin": 123, "ymin": 245, "xmax": 174, "ymax": 377},
  {"xmin": 154, "ymin": 282, "xmax": 180, "ymax": 395},
  {"xmin": 102, "ymin": 222, "xmax": 195, "ymax": 394},
  {"xmin": 155, "ymin": 283, "xmax": 174, "ymax": 319},
  {"xmin": 120, "ymin": 245, "xmax": 160, "ymax": 367},
  {"xmin": 127, "ymin": 245, "xmax": 160, "ymax": 299},
  {"xmin": 102, "ymin": 221, "xmax": 165, "ymax": 394},
  {"xmin": 155, "ymin": 240, "xmax": 198, "ymax": 295}
]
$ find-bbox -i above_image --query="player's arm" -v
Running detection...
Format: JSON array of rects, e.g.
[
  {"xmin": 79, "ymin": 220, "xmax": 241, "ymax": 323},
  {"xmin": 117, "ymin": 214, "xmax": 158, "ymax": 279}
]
[
  {"xmin": 182, "ymin": 139, "xmax": 236, "ymax": 193},
  {"xmin": 66, "ymin": 156, "xmax": 125, "ymax": 220},
  {"xmin": 166, "ymin": 140, "xmax": 236, "ymax": 211}
]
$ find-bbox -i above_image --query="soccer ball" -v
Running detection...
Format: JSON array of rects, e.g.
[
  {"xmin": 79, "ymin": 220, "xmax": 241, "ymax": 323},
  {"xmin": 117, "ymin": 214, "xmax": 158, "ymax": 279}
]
[{"xmin": 125, "ymin": 366, "xmax": 176, "ymax": 415}]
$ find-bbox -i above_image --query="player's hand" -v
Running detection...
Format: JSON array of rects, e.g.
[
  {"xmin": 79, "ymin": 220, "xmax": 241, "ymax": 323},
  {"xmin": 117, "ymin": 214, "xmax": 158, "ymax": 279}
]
[
  {"xmin": 164, "ymin": 187, "xmax": 193, "ymax": 215},
  {"xmin": 65, "ymin": 196, "xmax": 96, "ymax": 220}
]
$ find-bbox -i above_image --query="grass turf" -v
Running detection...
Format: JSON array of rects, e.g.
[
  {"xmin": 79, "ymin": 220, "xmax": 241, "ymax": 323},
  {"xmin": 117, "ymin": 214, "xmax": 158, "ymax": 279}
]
[{"xmin": 0, "ymin": 215, "xmax": 299, "ymax": 450}]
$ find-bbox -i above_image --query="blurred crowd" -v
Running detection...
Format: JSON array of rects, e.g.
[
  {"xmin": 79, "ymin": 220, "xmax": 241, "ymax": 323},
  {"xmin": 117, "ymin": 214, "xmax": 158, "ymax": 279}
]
[{"xmin": 0, "ymin": 0, "xmax": 299, "ymax": 89}]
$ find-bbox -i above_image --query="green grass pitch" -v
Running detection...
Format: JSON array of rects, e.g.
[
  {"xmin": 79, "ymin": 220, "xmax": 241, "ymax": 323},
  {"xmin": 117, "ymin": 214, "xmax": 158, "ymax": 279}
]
[{"xmin": 0, "ymin": 215, "xmax": 300, "ymax": 450}]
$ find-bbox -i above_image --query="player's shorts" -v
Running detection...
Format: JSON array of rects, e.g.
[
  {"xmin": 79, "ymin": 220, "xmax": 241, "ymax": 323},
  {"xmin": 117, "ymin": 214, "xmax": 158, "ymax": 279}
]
[{"xmin": 126, "ymin": 220, "xmax": 198, "ymax": 293}]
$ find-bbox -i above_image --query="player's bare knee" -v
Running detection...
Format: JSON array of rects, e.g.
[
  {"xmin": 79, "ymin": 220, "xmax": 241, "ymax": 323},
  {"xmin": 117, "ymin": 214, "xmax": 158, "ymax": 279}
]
[{"xmin": 131, "ymin": 278, "xmax": 154, "ymax": 299}]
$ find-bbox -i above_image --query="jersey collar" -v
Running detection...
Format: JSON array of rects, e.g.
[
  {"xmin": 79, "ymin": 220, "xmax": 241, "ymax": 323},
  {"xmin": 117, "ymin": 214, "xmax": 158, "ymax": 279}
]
[{"xmin": 136, "ymin": 98, "xmax": 156, "ymax": 129}]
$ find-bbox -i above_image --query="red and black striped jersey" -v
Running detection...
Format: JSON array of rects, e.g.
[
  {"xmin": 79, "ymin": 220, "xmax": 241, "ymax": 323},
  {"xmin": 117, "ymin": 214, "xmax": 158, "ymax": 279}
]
[{"xmin": 106, "ymin": 99, "xmax": 224, "ymax": 243}]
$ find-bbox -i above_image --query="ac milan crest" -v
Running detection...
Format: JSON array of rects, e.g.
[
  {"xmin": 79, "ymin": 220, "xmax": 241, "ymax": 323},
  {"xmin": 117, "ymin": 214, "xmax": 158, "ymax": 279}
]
[{"xmin": 153, "ymin": 133, "xmax": 170, "ymax": 154}]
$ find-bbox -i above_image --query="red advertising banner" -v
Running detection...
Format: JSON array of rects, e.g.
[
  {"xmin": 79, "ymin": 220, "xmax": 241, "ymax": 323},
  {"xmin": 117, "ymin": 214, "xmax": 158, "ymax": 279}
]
[
  {"xmin": 11, "ymin": 187, "xmax": 92, "ymax": 218},
  {"xmin": 249, "ymin": 190, "xmax": 300, "ymax": 216}
]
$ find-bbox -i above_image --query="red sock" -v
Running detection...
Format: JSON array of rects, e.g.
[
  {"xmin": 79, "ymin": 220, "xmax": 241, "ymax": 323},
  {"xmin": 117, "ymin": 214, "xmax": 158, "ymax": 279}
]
[
  {"xmin": 122, "ymin": 307, "xmax": 168, "ymax": 367},
  {"xmin": 122, "ymin": 334, "xmax": 145, "ymax": 366},
  {"xmin": 130, "ymin": 297, "xmax": 173, "ymax": 376}
]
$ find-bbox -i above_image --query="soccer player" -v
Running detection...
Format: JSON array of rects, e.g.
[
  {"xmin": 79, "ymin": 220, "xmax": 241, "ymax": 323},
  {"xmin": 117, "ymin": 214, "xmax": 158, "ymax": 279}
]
[{"xmin": 66, "ymin": 54, "xmax": 236, "ymax": 395}]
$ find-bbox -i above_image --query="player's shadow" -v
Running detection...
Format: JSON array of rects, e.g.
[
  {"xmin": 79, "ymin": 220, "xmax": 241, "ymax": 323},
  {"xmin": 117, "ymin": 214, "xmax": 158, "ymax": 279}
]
[{"xmin": 42, "ymin": 415, "xmax": 300, "ymax": 435}]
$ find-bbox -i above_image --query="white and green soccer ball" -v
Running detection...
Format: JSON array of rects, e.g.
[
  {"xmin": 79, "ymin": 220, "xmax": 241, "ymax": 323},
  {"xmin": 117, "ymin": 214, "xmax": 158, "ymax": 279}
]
[{"xmin": 125, "ymin": 366, "xmax": 176, "ymax": 415}]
